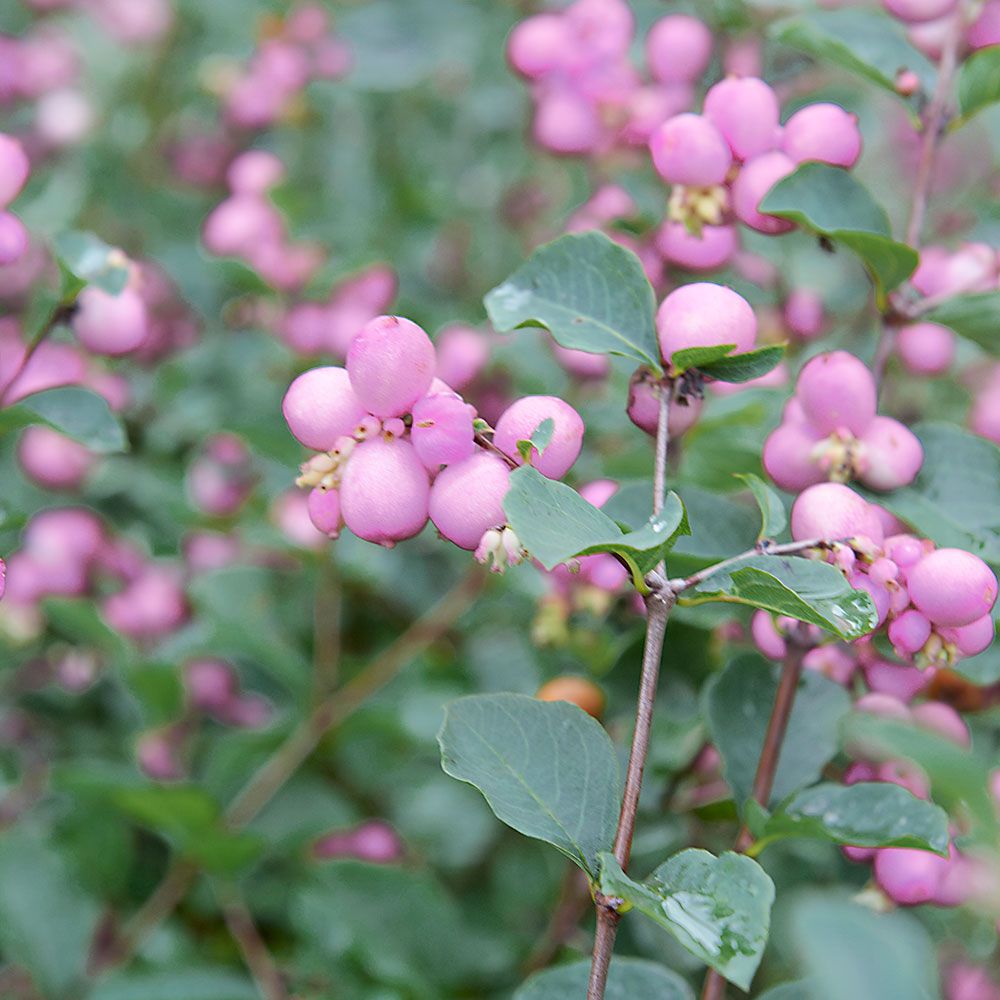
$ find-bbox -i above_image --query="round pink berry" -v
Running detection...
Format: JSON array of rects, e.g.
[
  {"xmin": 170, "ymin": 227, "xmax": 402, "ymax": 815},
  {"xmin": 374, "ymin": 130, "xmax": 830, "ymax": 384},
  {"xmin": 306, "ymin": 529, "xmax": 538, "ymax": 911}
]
[
  {"xmin": 17, "ymin": 425, "xmax": 94, "ymax": 491},
  {"xmin": 649, "ymin": 113, "xmax": 732, "ymax": 187},
  {"xmin": 185, "ymin": 658, "xmax": 238, "ymax": 714},
  {"xmin": 875, "ymin": 846, "xmax": 949, "ymax": 905},
  {"xmin": 0, "ymin": 212, "xmax": 28, "ymax": 266},
  {"xmin": 970, "ymin": 0, "xmax": 1000, "ymax": 47},
  {"xmin": 226, "ymin": 150, "xmax": 285, "ymax": 194},
  {"xmin": 656, "ymin": 282, "xmax": 757, "ymax": 365},
  {"xmin": 762, "ymin": 421, "xmax": 826, "ymax": 492},
  {"xmin": 433, "ymin": 325, "xmax": 489, "ymax": 391},
  {"xmin": 410, "ymin": 392, "xmax": 476, "ymax": 469},
  {"xmin": 888, "ymin": 609, "xmax": 932, "ymax": 655},
  {"xmin": 858, "ymin": 416, "xmax": 923, "ymax": 491},
  {"xmin": 282, "ymin": 366, "xmax": 367, "ymax": 451},
  {"xmin": 0, "ymin": 133, "xmax": 29, "ymax": 209},
  {"xmin": 72, "ymin": 285, "xmax": 149, "ymax": 356},
  {"xmin": 532, "ymin": 88, "xmax": 602, "ymax": 156},
  {"xmin": 346, "ymin": 315, "xmax": 435, "ymax": 418},
  {"xmin": 884, "ymin": 0, "xmax": 957, "ymax": 23},
  {"xmin": 429, "ymin": 451, "xmax": 510, "ymax": 550},
  {"xmin": 493, "ymin": 395, "xmax": 584, "ymax": 479},
  {"xmin": 655, "ymin": 222, "xmax": 738, "ymax": 272},
  {"xmin": 646, "ymin": 15, "xmax": 712, "ymax": 84},
  {"xmin": 911, "ymin": 701, "xmax": 970, "ymax": 746},
  {"xmin": 781, "ymin": 103, "xmax": 862, "ymax": 168},
  {"xmin": 506, "ymin": 13, "xmax": 572, "ymax": 79},
  {"xmin": 783, "ymin": 289, "xmax": 824, "ymax": 339},
  {"xmin": 552, "ymin": 343, "xmax": 611, "ymax": 381},
  {"xmin": 907, "ymin": 549, "xmax": 998, "ymax": 627},
  {"xmin": 790, "ymin": 482, "xmax": 884, "ymax": 545},
  {"xmin": 339, "ymin": 437, "xmax": 430, "ymax": 546},
  {"xmin": 703, "ymin": 76, "xmax": 780, "ymax": 161},
  {"xmin": 942, "ymin": 614, "xmax": 995, "ymax": 657},
  {"xmin": 731, "ymin": 151, "xmax": 796, "ymax": 234},
  {"xmin": 896, "ymin": 322, "xmax": 955, "ymax": 376},
  {"xmin": 307, "ymin": 487, "xmax": 342, "ymax": 538},
  {"xmin": 796, "ymin": 351, "xmax": 877, "ymax": 436}
]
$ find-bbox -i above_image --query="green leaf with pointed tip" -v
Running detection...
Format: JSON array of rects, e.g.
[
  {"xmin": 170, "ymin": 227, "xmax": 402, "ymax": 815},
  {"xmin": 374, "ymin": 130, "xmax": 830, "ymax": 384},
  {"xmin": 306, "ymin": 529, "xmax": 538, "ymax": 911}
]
[
  {"xmin": 599, "ymin": 850, "xmax": 775, "ymax": 991},
  {"xmin": 438, "ymin": 694, "xmax": 622, "ymax": 876},
  {"xmin": 925, "ymin": 292, "xmax": 1000, "ymax": 354},
  {"xmin": 484, "ymin": 230, "xmax": 661, "ymax": 372},
  {"xmin": 735, "ymin": 473, "xmax": 787, "ymax": 542},
  {"xmin": 698, "ymin": 344, "xmax": 786, "ymax": 384},
  {"xmin": 685, "ymin": 554, "xmax": 878, "ymax": 639},
  {"xmin": 54, "ymin": 230, "xmax": 130, "ymax": 295},
  {"xmin": 759, "ymin": 163, "xmax": 917, "ymax": 298},
  {"xmin": 957, "ymin": 47, "xmax": 1000, "ymax": 126},
  {"xmin": 707, "ymin": 654, "xmax": 852, "ymax": 812},
  {"xmin": 0, "ymin": 386, "xmax": 128, "ymax": 453},
  {"xmin": 748, "ymin": 782, "xmax": 949, "ymax": 855},
  {"xmin": 867, "ymin": 422, "xmax": 1000, "ymax": 562},
  {"xmin": 503, "ymin": 465, "xmax": 689, "ymax": 582},
  {"xmin": 514, "ymin": 958, "xmax": 694, "ymax": 1000},
  {"xmin": 770, "ymin": 9, "xmax": 935, "ymax": 113},
  {"xmin": 670, "ymin": 343, "xmax": 736, "ymax": 375},
  {"xmin": 516, "ymin": 416, "xmax": 554, "ymax": 463}
]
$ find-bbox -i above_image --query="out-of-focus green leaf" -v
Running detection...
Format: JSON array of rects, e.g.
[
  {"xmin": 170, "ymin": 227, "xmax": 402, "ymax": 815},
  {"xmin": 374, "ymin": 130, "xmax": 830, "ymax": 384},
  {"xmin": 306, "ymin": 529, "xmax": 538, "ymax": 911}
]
[
  {"xmin": 735, "ymin": 473, "xmax": 787, "ymax": 541},
  {"xmin": 53, "ymin": 230, "xmax": 130, "ymax": 295},
  {"xmin": 925, "ymin": 292, "xmax": 1000, "ymax": 354},
  {"xmin": 957, "ymin": 47, "xmax": 1000, "ymax": 125},
  {"xmin": 515, "ymin": 957, "xmax": 694, "ymax": 999},
  {"xmin": 0, "ymin": 386, "xmax": 127, "ymax": 453}
]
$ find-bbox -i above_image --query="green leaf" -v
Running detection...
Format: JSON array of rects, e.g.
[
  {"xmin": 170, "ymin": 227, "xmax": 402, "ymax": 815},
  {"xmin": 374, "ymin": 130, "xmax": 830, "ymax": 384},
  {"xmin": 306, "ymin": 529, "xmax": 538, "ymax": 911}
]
[
  {"xmin": 53, "ymin": 230, "xmax": 130, "ymax": 295},
  {"xmin": 770, "ymin": 9, "xmax": 935, "ymax": 112},
  {"xmin": 706, "ymin": 654, "xmax": 852, "ymax": 811},
  {"xmin": 515, "ymin": 958, "xmax": 694, "ymax": 1000},
  {"xmin": 735, "ymin": 473, "xmax": 787, "ymax": 542},
  {"xmin": 685, "ymin": 554, "xmax": 878, "ymax": 640},
  {"xmin": 438, "ymin": 693, "xmax": 622, "ymax": 876},
  {"xmin": 484, "ymin": 230, "xmax": 662, "ymax": 372},
  {"xmin": 925, "ymin": 291, "xmax": 1000, "ymax": 354},
  {"xmin": 516, "ymin": 416, "xmax": 554, "ymax": 463},
  {"xmin": 670, "ymin": 343, "xmax": 737, "ymax": 375},
  {"xmin": 0, "ymin": 829, "xmax": 99, "ymax": 999},
  {"xmin": 788, "ymin": 895, "xmax": 941, "ymax": 1000},
  {"xmin": 599, "ymin": 849, "xmax": 775, "ymax": 991},
  {"xmin": 699, "ymin": 344, "xmax": 787, "ymax": 384},
  {"xmin": 0, "ymin": 386, "xmax": 128, "ymax": 453},
  {"xmin": 503, "ymin": 465, "xmax": 689, "ymax": 583},
  {"xmin": 757, "ymin": 984, "xmax": 817, "ymax": 1000},
  {"xmin": 759, "ymin": 163, "xmax": 918, "ymax": 299},
  {"xmin": 90, "ymin": 970, "xmax": 259, "ymax": 1000},
  {"xmin": 748, "ymin": 782, "xmax": 949, "ymax": 856},
  {"xmin": 869, "ymin": 422, "xmax": 1000, "ymax": 561},
  {"xmin": 957, "ymin": 47, "xmax": 1000, "ymax": 125}
]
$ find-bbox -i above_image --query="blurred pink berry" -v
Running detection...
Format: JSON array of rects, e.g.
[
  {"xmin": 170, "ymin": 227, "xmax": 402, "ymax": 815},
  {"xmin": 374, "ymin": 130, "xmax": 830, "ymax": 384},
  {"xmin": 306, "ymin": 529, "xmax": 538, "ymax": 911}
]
[
  {"xmin": 655, "ymin": 222, "xmax": 738, "ymax": 272},
  {"xmin": 306, "ymin": 487, "xmax": 342, "ymax": 538},
  {"xmin": 703, "ymin": 76, "xmax": 780, "ymax": 161},
  {"xmin": 433, "ymin": 324, "xmax": 489, "ymax": 390},
  {"xmin": 313, "ymin": 820, "xmax": 403, "ymax": 863},
  {"xmin": 202, "ymin": 195, "xmax": 284, "ymax": 258},
  {"xmin": 875, "ymin": 846, "xmax": 949, "ymax": 905},
  {"xmin": 429, "ymin": 452, "xmax": 510, "ymax": 550},
  {"xmin": 347, "ymin": 315, "xmax": 435, "ymax": 418},
  {"xmin": 731, "ymin": 151, "xmax": 796, "ymax": 234},
  {"xmin": 884, "ymin": 0, "xmax": 957, "ymax": 23},
  {"xmin": 907, "ymin": 549, "xmax": 998, "ymax": 627},
  {"xmin": 969, "ymin": 1, "xmax": 1000, "ymax": 48},
  {"xmin": 0, "ymin": 133, "xmax": 29, "ymax": 208},
  {"xmin": 493, "ymin": 395, "xmax": 584, "ymax": 479},
  {"xmin": 103, "ymin": 565, "xmax": 189, "ymax": 640},
  {"xmin": 650, "ymin": 113, "xmax": 732, "ymax": 187},
  {"xmin": 911, "ymin": 701, "xmax": 970, "ymax": 746},
  {"xmin": 185, "ymin": 658, "xmax": 238, "ymax": 714},
  {"xmin": 783, "ymin": 289, "xmax": 824, "ymax": 339},
  {"xmin": 17, "ymin": 425, "xmax": 94, "ymax": 491},
  {"xmin": 410, "ymin": 393, "xmax": 476, "ymax": 469},
  {"xmin": 72, "ymin": 286, "xmax": 149, "ymax": 356},
  {"xmin": 781, "ymin": 103, "xmax": 862, "ymax": 168},
  {"xmin": 137, "ymin": 730, "xmax": 183, "ymax": 781},
  {"xmin": 656, "ymin": 282, "xmax": 757, "ymax": 365},
  {"xmin": 896, "ymin": 322, "xmax": 955, "ymax": 376},
  {"xmin": 751, "ymin": 610, "xmax": 787, "ymax": 659},
  {"xmin": 226, "ymin": 150, "xmax": 285, "ymax": 194},
  {"xmin": 282, "ymin": 366, "xmax": 367, "ymax": 451},
  {"xmin": 646, "ymin": 15, "xmax": 712, "ymax": 84},
  {"xmin": 552, "ymin": 343, "xmax": 611, "ymax": 380},
  {"xmin": 532, "ymin": 89, "xmax": 602, "ymax": 156},
  {"xmin": 506, "ymin": 14, "xmax": 571, "ymax": 80},
  {"xmin": 272, "ymin": 490, "xmax": 327, "ymax": 550},
  {"xmin": 0, "ymin": 212, "xmax": 28, "ymax": 265}
]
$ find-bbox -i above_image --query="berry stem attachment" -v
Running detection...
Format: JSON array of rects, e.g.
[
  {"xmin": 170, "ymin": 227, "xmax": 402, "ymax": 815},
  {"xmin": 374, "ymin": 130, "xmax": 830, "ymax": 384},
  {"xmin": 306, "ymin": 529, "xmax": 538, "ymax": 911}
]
[{"xmin": 587, "ymin": 381, "xmax": 675, "ymax": 1000}]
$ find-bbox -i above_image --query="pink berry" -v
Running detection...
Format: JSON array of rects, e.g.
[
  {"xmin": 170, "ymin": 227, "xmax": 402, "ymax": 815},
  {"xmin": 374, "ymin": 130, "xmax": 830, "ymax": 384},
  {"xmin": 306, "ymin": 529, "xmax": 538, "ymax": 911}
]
[
  {"xmin": 0, "ymin": 133, "xmax": 29, "ymax": 208},
  {"xmin": 307, "ymin": 487, "xmax": 342, "ymax": 538},
  {"xmin": 971, "ymin": 388, "xmax": 1000, "ymax": 445},
  {"xmin": 970, "ymin": 0, "xmax": 1000, "ymax": 47},
  {"xmin": 17, "ymin": 425, "xmax": 94, "ymax": 491},
  {"xmin": 226, "ymin": 150, "xmax": 285, "ymax": 194},
  {"xmin": 803, "ymin": 644, "xmax": 857, "ymax": 685},
  {"xmin": 875, "ymin": 847, "xmax": 948, "ymax": 905},
  {"xmin": 888, "ymin": 609, "xmax": 932, "ymax": 655},
  {"xmin": 646, "ymin": 15, "xmax": 712, "ymax": 84},
  {"xmin": 339, "ymin": 437, "xmax": 430, "ymax": 546},
  {"xmin": 282, "ymin": 367, "xmax": 367, "ymax": 451},
  {"xmin": 856, "ymin": 691, "xmax": 912, "ymax": 720},
  {"xmin": 103, "ymin": 565, "xmax": 189, "ymax": 640},
  {"xmin": 907, "ymin": 549, "xmax": 998, "ymax": 627},
  {"xmin": 781, "ymin": 103, "xmax": 862, "ymax": 168},
  {"xmin": 796, "ymin": 351, "xmax": 877, "ymax": 436},
  {"xmin": 532, "ymin": 88, "xmax": 602, "ymax": 156},
  {"xmin": 272, "ymin": 490, "xmax": 327, "ymax": 550},
  {"xmin": 202, "ymin": 195, "xmax": 284, "ymax": 257},
  {"xmin": 863, "ymin": 659, "xmax": 934, "ymax": 702},
  {"xmin": 506, "ymin": 13, "xmax": 571, "ymax": 79},
  {"xmin": 433, "ymin": 324, "xmax": 489, "ymax": 391},
  {"xmin": 751, "ymin": 610, "xmax": 786, "ymax": 659},
  {"xmin": 0, "ymin": 212, "xmax": 28, "ymax": 265},
  {"xmin": 346, "ymin": 315, "xmax": 435, "ymax": 418},
  {"xmin": 731, "ymin": 151, "xmax": 796, "ymax": 234},
  {"xmin": 428, "ymin": 452, "xmax": 510, "ymax": 550},
  {"xmin": 649, "ymin": 113, "xmax": 732, "ymax": 187},
  {"xmin": 72, "ymin": 285, "xmax": 149, "ymax": 356},
  {"xmin": 137, "ymin": 730, "xmax": 183, "ymax": 782},
  {"xmin": 911, "ymin": 701, "xmax": 970, "ymax": 746},
  {"xmin": 783, "ymin": 289, "xmax": 824, "ymax": 339},
  {"xmin": 857, "ymin": 416, "xmax": 923, "ymax": 491},
  {"xmin": 896, "ymin": 322, "xmax": 955, "ymax": 376},
  {"xmin": 656, "ymin": 282, "xmax": 756, "ymax": 365},
  {"xmin": 762, "ymin": 421, "xmax": 825, "ymax": 492},
  {"xmin": 884, "ymin": 0, "xmax": 957, "ymax": 23},
  {"xmin": 410, "ymin": 393, "xmax": 476, "ymax": 469},
  {"xmin": 627, "ymin": 374, "xmax": 703, "ymax": 437},
  {"xmin": 703, "ymin": 76, "xmax": 780, "ymax": 161},
  {"xmin": 552, "ymin": 343, "xmax": 611, "ymax": 380},
  {"xmin": 790, "ymin": 482, "xmax": 884, "ymax": 545},
  {"xmin": 655, "ymin": 222, "xmax": 738, "ymax": 271},
  {"xmin": 942, "ymin": 614, "xmax": 995, "ymax": 657},
  {"xmin": 493, "ymin": 395, "xmax": 584, "ymax": 479},
  {"xmin": 185, "ymin": 658, "xmax": 239, "ymax": 714}
]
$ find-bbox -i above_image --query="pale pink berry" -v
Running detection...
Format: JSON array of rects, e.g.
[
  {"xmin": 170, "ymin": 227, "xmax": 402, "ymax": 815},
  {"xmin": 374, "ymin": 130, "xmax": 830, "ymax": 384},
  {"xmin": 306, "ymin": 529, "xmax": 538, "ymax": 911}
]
[
  {"xmin": 886, "ymin": 534, "xmax": 927, "ymax": 569},
  {"xmin": 532, "ymin": 89, "xmax": 602, "ymax": 156},
  {"xmin": 429, "ymin": 452, "xmax": 510, "ymax": 550},
  {"xmin": 858, "ymin": 416, "xmax": 923, "ymax": 491},
  {"xmin": 762, "ymin": 421, "xmax": 825, "ymax": 492},
  {"xmin": 947, "ymin": 964, "xmax": 1000, "ymax": 1000},
  {"xmin": 856, "ymin": 691, "xmax": 912, "ymax": 720},
  {"xmin": 137, "ymin": 730, "xmax": 183, "ymax": 782},
  {"xmin": 282, "ymin": 366, "xmax": 367, "ymax": 451},
  {"xmin": 863, "ymin": 659, "xmax": 934, "ymax": 702},
  {"xmin": 646, "ymin": 15, "xmax": 712, "ymax": 84},
  {"xmin": 103, "ymin": 565, "xmax": 189, "ymax": 640},
  {"xmin": 803, "ymin": 645, "xmax": 856, "ymax": 685},
  {"xmin": 565, "ymin": 0, "xmax": 635, "ymax": 58},
  {"xmin": 971, "ymin": 388, "xmax": 1000, "ymax": 445},
  {"xmin": 884, "ymin": 0, "xmax": 957, "ymax": 23},
  {"xmin": 339, "ymin": 437, "xmax": 430, "ymax": 546},
  {"xmin": 272, "ymin": 490, "xmax": 326, "ymax": 550},
  {"xmin": 655, "ymin": 222, "xmax": 738, "ymax": 271},
  {"xmin": 184, "ymin": 530, "xmax": 241, "ymax": 574},
  {"xmin": 410, "ymin": 393, "xmax": 476, "ymax": 469},
  {"xmin": 0, "ymin": 212, "xmax": 28, "ymax": 265},
  {"xmin": 226, "ymin": 150, "xmax": 285, "ymax": 194},
  {"xmin": 72, "ymin": 285, "xmax": 149, "ymax": 356},
  {"xmin": 307, "ymin": 487, "xmax": 342, "ymax": 538},
  {"xmin": 970, "ymin": 1, "xmax": 1000, "ymax": 47},
  {"xmin": 796, "ymin": 351, "xmax": 876, "ymax": 436},
  {"xmin": 889, "ymin": 609, "xmax": 932, "ymax": 655},
  {"xmin": 346, "ymin": 315, "xmax": 435, "ymax": 418},
  {"xmin": 627, "ymin": 374, "xmax": 703, "ymax": 437},
  {"xmin": 202, "ymin": 195, "xmax": 284, "ymax": 257},
  {"xmin": 896, "ymin": 322, "xmax": 955, "ymax": 376},
  {"xmin": 433, "ymin": 324, "xmax": 489, "ymax": 391},
  {"xmin": 875, "ymin": 847, "xmax": 949, "ymax": 905},
  {"xmin": 912, "ymin": 701, "xmax": 970, "ymax": 746},
  {"xmin": 506, "ymin": 13, "xmax": 572, "ymax": 79},
  {"xmin": 790, "ymin": 482, "xmax": 884, "ymax": 545},
  {"xmin": 0, "ymin": 133, "xmax": 29, "ymax": 208},
  {"xmin": 912, "ymin": 243, "xmax": 997, "ymax": 298},
  {"xmin": 186, "ymin": 434, "xmax": 254, "ymax": 517},
  {"xmin": 942, "ymin": 615, "xmax": 995, "ymax": 657},
  {"xmin": 493, "ymin": 395, "xmax": 584, "ymax": 479},
  {"xmin": 783, "ymin": 289, "xmax": 824, "ymax": 339},
  {"xmin": 656, "ymin": 282, "xmax": 757, "ymax": 364},
  {"xmin": 731, "ymin": 151, "xmax": 796, "ymax": 234},
  {"xmin": 907, "ymin": 549, "xmax": 998, "ymax": 627},
  {"xmin": 184, "ymin": 658, "xmax": 239, "ymax": 714},
  {"xmin": 649, "ymin": 113, "xmax": 732, "ymax": 186},
  {"xmin": 751, "ymin": 610, "xmax": 786, "ymax": 659},
  {"xmin": 552, "ymin": 343, "xmax": 611, "ymax": 380},
  {"xmin": 781, "ymin": 103, "xmax": 862, "ymax": 168},
  {"xmin": 314, "ymin": 820, "xmax": 403, "ymax": 863},
  {"xmin": 17, "ymin": 425, "xmax": 94, "ymax": 491},
  {"xmin": 703, "ymin": 76, "xmax": 780, "ymax": 161},
  {"xmin": 224, "ymin": 693, "xmax": 272, "ymax": 729}
]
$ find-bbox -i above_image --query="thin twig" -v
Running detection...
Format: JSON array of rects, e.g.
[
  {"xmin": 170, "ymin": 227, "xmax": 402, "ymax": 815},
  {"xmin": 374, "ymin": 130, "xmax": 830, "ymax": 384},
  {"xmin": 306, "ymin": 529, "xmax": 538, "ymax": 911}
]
[{"xmin": 215, "ymin": 883, "xmax": 290, "ymax": 1000}]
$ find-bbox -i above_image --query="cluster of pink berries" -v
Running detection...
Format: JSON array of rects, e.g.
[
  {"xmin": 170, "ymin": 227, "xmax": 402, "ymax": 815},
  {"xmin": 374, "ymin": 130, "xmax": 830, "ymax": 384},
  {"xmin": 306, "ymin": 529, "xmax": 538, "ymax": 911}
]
[
  {"xmin": 203, "ymin": 149, "xmax": 323, "ymax": 292},
  {"xmin": 216, "ymin": 3, "xmax": 351, "ymax": 131},
  {"xmin": 19, "ymin": 0, "xmax": 173, "ymax": 44},
  {"xmin": 0, "ymin": 132, "xmax": 31, "ymax": 267},
  {"xmin": 764, "ymin": 351, "xmax": 924, "ymax": 493}
]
